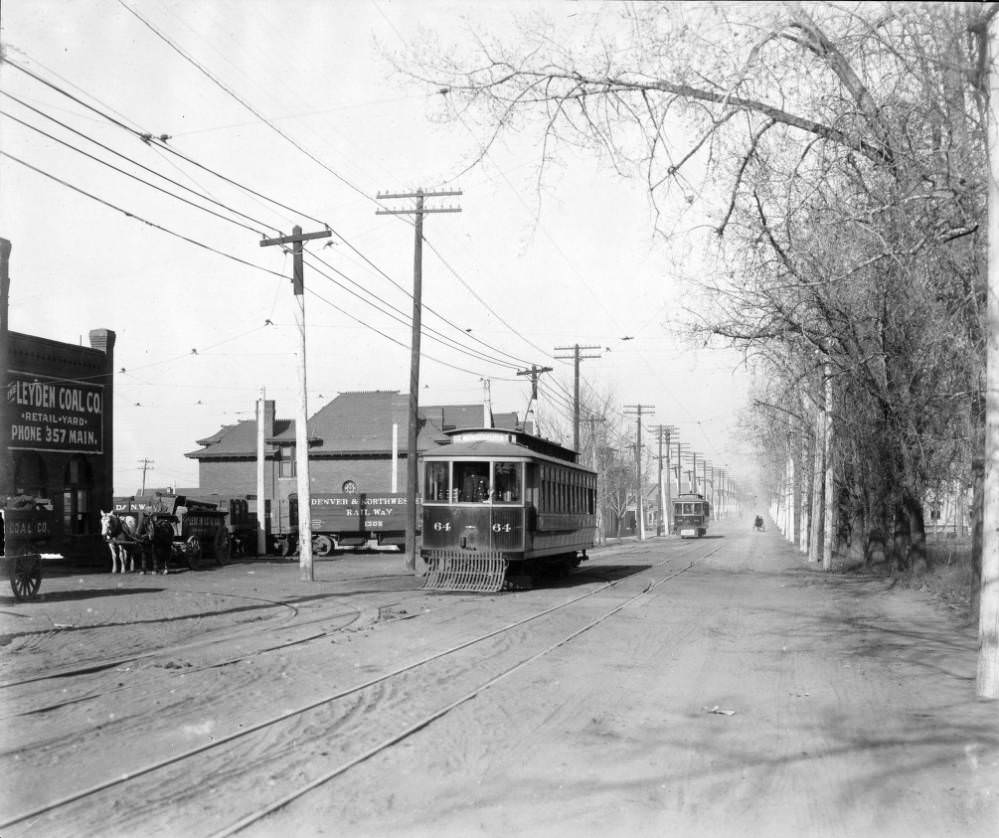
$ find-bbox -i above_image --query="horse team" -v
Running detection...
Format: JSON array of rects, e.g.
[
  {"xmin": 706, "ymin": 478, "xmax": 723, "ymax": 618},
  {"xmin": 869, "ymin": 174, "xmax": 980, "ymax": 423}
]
[{"xmin": 100, "ymin": 510, "xmax": 175, "ymax": 575}]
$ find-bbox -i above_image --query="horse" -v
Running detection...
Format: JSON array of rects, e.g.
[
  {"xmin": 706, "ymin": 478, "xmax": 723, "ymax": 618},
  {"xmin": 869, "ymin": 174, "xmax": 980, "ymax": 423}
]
[
  {"xmin": 100, "ymin": 510, "xmax": 141, "ymax": 573},
  {"xmin": 140, "ymin": 514, "xmax": 176, "ymax": 575}
]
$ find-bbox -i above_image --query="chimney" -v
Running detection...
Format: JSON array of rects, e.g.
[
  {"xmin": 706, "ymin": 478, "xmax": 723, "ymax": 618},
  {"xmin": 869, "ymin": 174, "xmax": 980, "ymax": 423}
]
[
  {"xmin": 264, "ymin": 399, "xmax": 276, "ymax": 435},
  {"xmin": 88, "ymin": 328, "xmax": 116, "ymax": 355}
]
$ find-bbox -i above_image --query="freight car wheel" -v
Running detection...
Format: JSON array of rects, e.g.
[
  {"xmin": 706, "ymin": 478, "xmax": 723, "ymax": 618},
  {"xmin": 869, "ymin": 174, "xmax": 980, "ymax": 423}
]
[
  {"xmin": 312, "ymin": 535, "xmax": 334, "ymax": 557},
  {"xmin": 9, "ymin": 553, "xmax": 42, "ymax": 601}
]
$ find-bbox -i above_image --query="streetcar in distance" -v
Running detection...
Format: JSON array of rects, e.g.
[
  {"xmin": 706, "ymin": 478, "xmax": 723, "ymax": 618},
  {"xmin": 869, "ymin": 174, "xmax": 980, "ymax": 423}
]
[
  {"xmin": 421, "ymin": 427, "xmax": 597, "ymax": 592},
  {"xmin": 672, "ymin": 492, "xmax": 710, "ymax": 538}
]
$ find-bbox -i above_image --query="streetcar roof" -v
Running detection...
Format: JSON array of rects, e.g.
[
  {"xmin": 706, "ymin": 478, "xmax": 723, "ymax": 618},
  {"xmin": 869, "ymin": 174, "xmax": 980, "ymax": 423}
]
[{"xmin": 422, "ymin": 427, "xmax": 594, "ymax": 472}]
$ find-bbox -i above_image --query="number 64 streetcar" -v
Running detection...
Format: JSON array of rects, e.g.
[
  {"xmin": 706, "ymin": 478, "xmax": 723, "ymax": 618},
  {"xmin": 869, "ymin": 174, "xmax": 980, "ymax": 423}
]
[{"xmin": 421, "ymin": 427, "xmax": 597, "ymax": 592}]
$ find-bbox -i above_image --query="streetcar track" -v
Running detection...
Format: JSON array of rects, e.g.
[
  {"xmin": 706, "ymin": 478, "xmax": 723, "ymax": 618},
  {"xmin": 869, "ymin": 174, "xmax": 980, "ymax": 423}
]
[
  {"xmin": 215, "ymin": 543, "xmax": 720, "ymax": 836},
  {"xmin": 0, "ymin": 538, "xmax": 718, "ymax": 834}
]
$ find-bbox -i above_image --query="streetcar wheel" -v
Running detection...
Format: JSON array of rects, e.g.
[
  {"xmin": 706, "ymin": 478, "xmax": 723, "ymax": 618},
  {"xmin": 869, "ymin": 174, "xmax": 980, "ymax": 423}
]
[
  {"xmin": 186, "ymin": 536, "xmax": 203, "ymax": 570},
  {"xmin": 9, "ymin": 554, "xmax": 42, "ymax": 601},
  {"xmin": 313, "ymin": 534, "xmax": 334, "ymax": 557}
]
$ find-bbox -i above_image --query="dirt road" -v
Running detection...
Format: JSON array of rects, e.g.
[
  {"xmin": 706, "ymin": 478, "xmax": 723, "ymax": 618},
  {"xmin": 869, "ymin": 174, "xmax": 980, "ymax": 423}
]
[{"xmin": 1, "ymin": 519, "xmax": 995, "ymax": 837}]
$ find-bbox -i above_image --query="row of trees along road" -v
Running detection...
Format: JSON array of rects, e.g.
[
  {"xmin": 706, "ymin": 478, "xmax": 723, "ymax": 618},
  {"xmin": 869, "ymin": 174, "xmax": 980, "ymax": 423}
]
[{"xmin": 398, "ymin": 2, "xmax": 999, "ymax": 698}]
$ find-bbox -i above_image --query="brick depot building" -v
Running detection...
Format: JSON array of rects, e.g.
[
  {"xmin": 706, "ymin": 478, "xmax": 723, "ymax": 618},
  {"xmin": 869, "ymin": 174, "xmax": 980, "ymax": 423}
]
[{"xmin": 185, "ymin": 390, "xmax": 521, "ymax": 536}]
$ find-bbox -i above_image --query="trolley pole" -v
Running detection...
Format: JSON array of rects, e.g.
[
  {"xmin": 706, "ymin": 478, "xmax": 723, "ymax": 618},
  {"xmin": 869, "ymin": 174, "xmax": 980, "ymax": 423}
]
[
  {"xmin": 554, "ymin": 344, "xmax": 601, "ymax": 451},
  {"xmin": 261, "ymin": 224, "xmax": 332, "ymax": 582},
  {"xmin": 624, "ymin": 404, "xmax": 654, "ymax": 540},
  {"xmin": 377, "ymin": 188, "xmax": 462, "ymax": 573}
]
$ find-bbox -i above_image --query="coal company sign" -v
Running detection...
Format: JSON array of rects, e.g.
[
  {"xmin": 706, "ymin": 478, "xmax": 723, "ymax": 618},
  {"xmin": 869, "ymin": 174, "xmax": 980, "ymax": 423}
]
[{"xmin": 6, "ymin": 372, "xmax": 104, "ymax": 453}]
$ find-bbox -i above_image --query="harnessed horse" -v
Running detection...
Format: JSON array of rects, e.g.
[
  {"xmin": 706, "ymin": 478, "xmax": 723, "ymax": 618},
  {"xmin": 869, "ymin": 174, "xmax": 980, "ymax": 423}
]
[
  {"xmin": 140, "ymin": 515, "xmax": 176, "ymax": 575},
  {"xmin": 100, "ymin": 510, "xmax": 141, "ymax": 573}
]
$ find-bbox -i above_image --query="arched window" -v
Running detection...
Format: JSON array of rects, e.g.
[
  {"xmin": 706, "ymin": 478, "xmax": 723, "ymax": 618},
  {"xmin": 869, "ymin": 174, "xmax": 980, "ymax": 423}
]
[
  {"xmin": 14, "ymin": 451, "xmax": 47, "ymax": 497},
  {"xmin": 63, "ymin": 455, "xmax": 94, "ymax": 535}
]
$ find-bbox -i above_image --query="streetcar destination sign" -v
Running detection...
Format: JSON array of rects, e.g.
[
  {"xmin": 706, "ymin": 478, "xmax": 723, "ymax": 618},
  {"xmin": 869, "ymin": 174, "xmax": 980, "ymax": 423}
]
[{"xmin": 6, "ymin": 372, "xmax": 104, "ymax": 453}]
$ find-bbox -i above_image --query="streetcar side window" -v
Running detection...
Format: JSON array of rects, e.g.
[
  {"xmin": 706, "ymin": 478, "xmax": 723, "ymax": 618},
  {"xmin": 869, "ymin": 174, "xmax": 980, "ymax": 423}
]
[
  {"xmin": 425, "ymin": 462, "xmax": 450, "ymax": 502},
  {"xmin": 455, "ymin": 461, "xmax": 490, "ymax": 502},
  {"xmin": 493, "ymin": 461, "xmax": 521, "ymax": 503}
]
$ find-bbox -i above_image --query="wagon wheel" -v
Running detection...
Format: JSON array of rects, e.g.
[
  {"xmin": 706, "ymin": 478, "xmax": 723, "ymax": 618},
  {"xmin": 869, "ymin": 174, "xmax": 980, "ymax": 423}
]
[
  {"xmin": 313, "ymin": 534, "xmax": 334, "ymax": 557},
  {"xmin": 214, "ymin": 529, "xmax": 230, "ymax": 566},
  {"xmin": 185, "ymin": 536, "xmax": 203, "ymax": 570},
  {"xmin": 9, "ymin": 554, "xmax": 42, "ymax": 601}
]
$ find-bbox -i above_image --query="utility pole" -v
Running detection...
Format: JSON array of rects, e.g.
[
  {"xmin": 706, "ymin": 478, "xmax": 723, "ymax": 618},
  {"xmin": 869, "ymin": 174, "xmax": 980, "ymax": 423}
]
[
  {"xmin": 377, "ymin": 188, "xmax": 462, "ymax": 572},
  {"xmin": 137, "ymin": 458, "xmax": 154, "ymax": 495},
  {"xmin": 653, "ymin": 425, "xmax": 674, "ymax": 536},
  {"xmin": 588, "ymin": 414, "xmax": 606, "ymax": 544},
  {"xmin": 554, "ymin": 344, "xmax": 602, "ymax": 451},
  {"xmin": 256, "ymin": 388, "xmax": 267, "ymax": 556},
  {"xmin": 624, "ymin": 404, "xmax": 654, "ymax": 540},
  {"xmin": 261, "ymin": 224, "xmax": 332, "ymax": 582},
  {"xmin": 516, "ymin": 364, "xmax": 552, "ymax": 434}
]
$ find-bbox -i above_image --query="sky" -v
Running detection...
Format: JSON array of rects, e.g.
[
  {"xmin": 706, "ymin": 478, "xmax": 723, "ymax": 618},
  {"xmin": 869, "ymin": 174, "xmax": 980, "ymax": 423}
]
[{"xmin": 0, "ymin": 0, "xmax": 754, "ymax": 497}]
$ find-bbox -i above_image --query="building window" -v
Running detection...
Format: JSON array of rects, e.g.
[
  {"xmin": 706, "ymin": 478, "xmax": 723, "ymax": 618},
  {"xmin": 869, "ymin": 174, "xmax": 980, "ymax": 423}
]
[
  {"xmin": 63, "ymin": 455, "xmax": 93, "ymax": 535},
  {"xmin": 279, "ymin": 447, "xmax": 296, "ymax": 478},
  {"xmin": 14, "ymin": 451, "xmax": 47, "ymax": 497}
]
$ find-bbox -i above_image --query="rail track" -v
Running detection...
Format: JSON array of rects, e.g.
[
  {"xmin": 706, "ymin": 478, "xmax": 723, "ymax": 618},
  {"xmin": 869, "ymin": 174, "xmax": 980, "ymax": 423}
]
[{"xmin": 0, "ymin": 538, "xmax": 720, "ymax": 836}]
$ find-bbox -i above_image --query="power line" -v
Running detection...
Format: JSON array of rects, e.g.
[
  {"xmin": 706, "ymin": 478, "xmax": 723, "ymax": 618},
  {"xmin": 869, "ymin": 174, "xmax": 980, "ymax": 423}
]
[
  {"xmin": 0, "ymin": 150, "xmax": 289, "ymax": 281},
  {"xmin": 1, "ymin": 107, "xmax": 267, "ymax": 236},
  {"xmin": 6, "ymin": 56, "xmax": 539, "ymax": 370},
  {"xmin": 0, "ymin": 91, "xmax": 281, "ymax": 234}
]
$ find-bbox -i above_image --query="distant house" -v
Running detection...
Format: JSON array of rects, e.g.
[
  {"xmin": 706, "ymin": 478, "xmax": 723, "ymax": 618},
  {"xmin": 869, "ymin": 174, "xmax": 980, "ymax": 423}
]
[{"xmin": 185, "ymin": 390, "xmax": 523, "ymax": 536}]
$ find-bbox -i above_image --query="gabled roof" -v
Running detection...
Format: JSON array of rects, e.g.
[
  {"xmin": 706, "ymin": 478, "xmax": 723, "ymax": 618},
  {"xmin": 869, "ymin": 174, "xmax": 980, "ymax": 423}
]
[{"xmin": 186, "ymin": 391, "xmax": 522, "ymax": 461}]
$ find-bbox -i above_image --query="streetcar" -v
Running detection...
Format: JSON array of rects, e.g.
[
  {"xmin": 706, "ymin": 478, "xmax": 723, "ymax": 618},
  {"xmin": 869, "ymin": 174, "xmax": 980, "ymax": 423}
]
[
  {"xmin": 421, "ymin": 427, "xmax": 597, "ymax": 592},
  {"xmin": 672, "ymin": 492, "xmax": 710, "ymax": 538}
]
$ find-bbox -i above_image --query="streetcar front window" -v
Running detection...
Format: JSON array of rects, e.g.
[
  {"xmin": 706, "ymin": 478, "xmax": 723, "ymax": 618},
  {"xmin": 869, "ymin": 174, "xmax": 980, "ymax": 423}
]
[
  {"xmin": 425, "ymin": 462, "xmax": 450, "ymax": 502},
  {"xmin": 493, "ymin": 462, "xmax": 521, "ymax": 503},
  {"xmin": 455, "ymin": 461, "xmax": 491, "ymax": 502}
]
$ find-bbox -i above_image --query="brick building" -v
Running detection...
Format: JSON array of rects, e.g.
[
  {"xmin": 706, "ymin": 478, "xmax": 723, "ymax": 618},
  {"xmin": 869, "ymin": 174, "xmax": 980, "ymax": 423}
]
[
  {"xmin": 1, "ymin": 241, "xmax": 116, "ymax": 564},
  {"xmin": 185, "ymin": 390, "xmax": 522, "ymax": 537}
]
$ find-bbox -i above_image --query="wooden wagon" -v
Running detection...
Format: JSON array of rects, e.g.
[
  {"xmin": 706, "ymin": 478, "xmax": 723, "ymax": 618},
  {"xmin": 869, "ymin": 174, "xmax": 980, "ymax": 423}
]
[
  {"xmin": 1, "ymin": 500, "xmax": 56, "ymax": 600},
  {"xmin": 177, "ymin": 507, "xmax": 230, "ymax": 569}
]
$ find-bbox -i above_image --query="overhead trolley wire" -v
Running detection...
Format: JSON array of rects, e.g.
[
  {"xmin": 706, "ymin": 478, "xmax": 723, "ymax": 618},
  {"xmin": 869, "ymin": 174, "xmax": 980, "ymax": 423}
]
[
  {"xmin": 305, "ymin": 286, "xmax": 491, "ymax": 378},
  {"xmin": 110, "ymin": 5, "xmax": 547, "ymax": 370},
  {"xmin": 302, "ymin": 252, "xmax": 522, "ymax": 370},
  {"xmin": 4, "ymin": 54, "xmax": 537, "ymax": 372}
]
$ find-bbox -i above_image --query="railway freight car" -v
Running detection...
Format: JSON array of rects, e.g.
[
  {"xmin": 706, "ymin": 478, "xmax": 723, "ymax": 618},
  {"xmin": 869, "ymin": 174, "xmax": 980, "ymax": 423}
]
[
  {"xmin": 277, "ymin": 491, "xmax": 410, "ymax": 556},
  {"xmin": 421, "ymin": 427, "xmax": 596, "ymax": 592}
]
